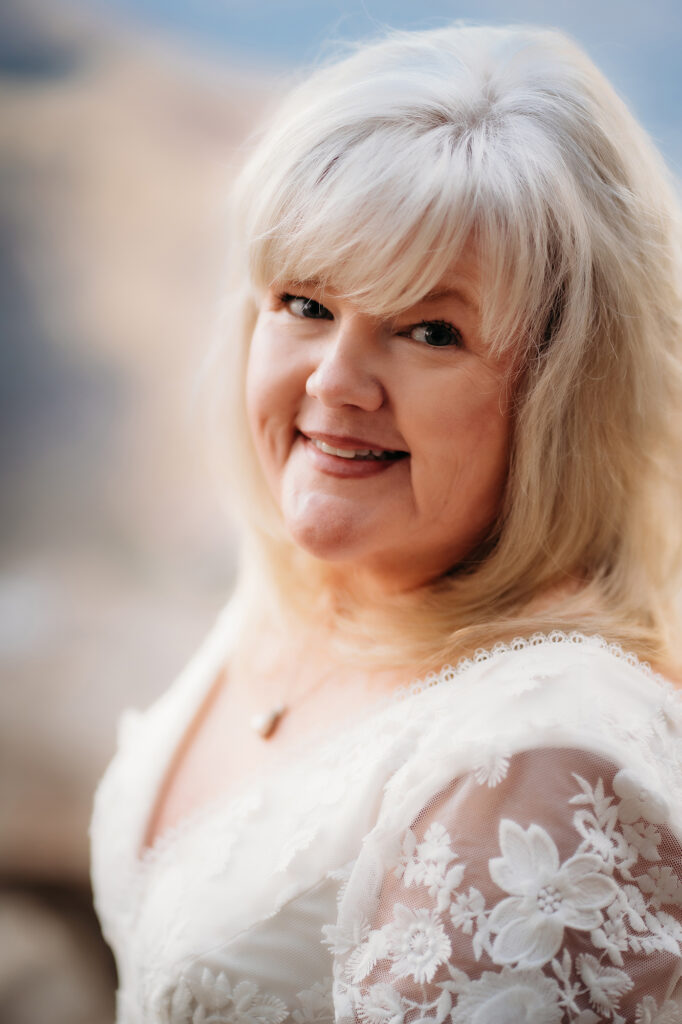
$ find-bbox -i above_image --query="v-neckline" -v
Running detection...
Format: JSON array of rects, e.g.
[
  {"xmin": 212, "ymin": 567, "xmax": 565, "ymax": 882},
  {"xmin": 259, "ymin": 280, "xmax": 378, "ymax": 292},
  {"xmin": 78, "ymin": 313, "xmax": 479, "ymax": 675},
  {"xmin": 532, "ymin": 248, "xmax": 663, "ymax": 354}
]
[{"xmin": 131, "ymin": 627, "xmax": 670, "ymax": 871}]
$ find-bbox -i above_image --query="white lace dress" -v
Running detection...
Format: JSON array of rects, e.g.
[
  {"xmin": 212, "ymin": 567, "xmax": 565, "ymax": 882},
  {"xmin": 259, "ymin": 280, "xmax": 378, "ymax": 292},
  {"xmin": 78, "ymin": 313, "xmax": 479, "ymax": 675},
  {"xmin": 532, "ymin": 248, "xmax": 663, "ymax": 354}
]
[{"xmin": 90, "ymin": 611, "xmax": 682, "ymax": 1024}]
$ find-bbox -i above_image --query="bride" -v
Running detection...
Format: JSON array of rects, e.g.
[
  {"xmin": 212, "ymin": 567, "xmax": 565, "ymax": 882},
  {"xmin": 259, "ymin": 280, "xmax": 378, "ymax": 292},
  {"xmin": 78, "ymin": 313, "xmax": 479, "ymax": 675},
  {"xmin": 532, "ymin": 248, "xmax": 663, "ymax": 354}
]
[{"xmin": 91, "ymin": 24, "xmax": 682, "ymax": 1023}]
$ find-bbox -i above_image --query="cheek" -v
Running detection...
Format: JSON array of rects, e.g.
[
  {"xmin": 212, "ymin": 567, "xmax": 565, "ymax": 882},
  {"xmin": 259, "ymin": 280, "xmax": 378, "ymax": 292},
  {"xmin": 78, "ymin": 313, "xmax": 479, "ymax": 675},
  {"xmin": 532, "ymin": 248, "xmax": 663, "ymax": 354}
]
[
  {"xmin": 461, "ymin": 392, "xmax": 512, "ymax": 520},
  {"xmin": 245, "ymin": 324, "xmax": 305, "ymax": 472},
  {"xmin": 244, "ymin": 343, "xmax": 270, "ymax": 441},
  {"xmin": 467, "ymin": 388, "xmax": 511, "ymax": 462},
  {"xmin": 461, "ymin": 388, "xmax": 511, "ymax": 488},
  {"xmin": 245, "ymin": 320, "xmax": 275, "ymax": 417},
  {"xmin": 244, "ymin": 350, "xmax": 268, "ymax": 464},
  {"xmin": 411, "ymin": 372, "xmax": 511, "ymax": 508}
]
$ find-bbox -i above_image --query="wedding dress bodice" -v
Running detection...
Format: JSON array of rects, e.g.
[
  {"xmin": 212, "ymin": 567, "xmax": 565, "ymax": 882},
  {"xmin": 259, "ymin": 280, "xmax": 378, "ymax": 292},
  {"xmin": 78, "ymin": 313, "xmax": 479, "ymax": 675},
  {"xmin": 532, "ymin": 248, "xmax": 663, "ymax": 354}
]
[{"xmin": 91, "ymin": 615, "xmax": 682, "ymax": 1023}]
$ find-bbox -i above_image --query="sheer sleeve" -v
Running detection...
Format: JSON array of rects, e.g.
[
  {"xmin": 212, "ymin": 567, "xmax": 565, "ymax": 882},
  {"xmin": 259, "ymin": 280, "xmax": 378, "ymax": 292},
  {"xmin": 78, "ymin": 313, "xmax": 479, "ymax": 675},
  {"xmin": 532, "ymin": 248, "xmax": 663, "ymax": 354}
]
[{"xmin": 328, "ymin": 747, "xmax": 682, "ymax": 1023}]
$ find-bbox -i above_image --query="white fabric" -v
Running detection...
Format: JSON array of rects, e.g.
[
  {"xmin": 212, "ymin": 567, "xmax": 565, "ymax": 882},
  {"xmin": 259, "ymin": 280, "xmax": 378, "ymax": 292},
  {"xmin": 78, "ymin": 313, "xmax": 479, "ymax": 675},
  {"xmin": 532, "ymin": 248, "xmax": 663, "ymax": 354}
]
[{"xmin": 90, "ymin": 622, "xmax": 682, "ymax": 1023}]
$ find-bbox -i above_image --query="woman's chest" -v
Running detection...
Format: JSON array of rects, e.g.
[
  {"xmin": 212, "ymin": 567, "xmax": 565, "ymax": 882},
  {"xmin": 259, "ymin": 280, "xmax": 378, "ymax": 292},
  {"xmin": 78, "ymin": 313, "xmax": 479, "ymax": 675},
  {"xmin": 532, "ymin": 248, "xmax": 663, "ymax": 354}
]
[
  {"xmin": 141, "ymin": 697, "xmax": 282, "ymax": 854},
  {"xmin": 129, "ymin": 870, "xmax": 341, "ymax": 1023},
  {"xmin": 122, "ymin": 726, "xmax": 404, "ymax": 1023},
  {"xmin": 142, "ymin": 664, "xmax": 403, "ymax": 854}
]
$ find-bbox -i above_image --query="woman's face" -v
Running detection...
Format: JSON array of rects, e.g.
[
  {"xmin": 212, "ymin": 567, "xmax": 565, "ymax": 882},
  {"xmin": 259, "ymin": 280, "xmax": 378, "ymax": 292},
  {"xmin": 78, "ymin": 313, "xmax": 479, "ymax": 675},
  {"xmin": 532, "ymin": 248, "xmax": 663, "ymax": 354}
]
[{"xmin": 246, "ymin": 250, "xmax": 513, "ymax": 594}]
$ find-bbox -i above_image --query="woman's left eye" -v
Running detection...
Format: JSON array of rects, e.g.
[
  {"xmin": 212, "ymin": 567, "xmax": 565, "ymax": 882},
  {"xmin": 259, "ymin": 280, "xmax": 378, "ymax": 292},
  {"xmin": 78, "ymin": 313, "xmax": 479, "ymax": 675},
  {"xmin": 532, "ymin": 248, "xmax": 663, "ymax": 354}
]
[
  {"xmin": 280, "ymin": 294, "xmax": 334, "ymax": 320},
  {"xmin": 407, "ymin": 320, "xmax": 463, "ymax": 348}
]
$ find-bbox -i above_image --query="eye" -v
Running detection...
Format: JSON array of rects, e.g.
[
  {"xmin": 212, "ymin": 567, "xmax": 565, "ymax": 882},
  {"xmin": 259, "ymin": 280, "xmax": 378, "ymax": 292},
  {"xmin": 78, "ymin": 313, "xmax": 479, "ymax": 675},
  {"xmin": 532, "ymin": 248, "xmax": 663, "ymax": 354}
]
[
  {"xmin": 407, "ymin": 320, "xmax": 463, "ymax": 348},
  {"xmin": 281, "ymin": 293, "xmax": 334, "ymax": 321}
]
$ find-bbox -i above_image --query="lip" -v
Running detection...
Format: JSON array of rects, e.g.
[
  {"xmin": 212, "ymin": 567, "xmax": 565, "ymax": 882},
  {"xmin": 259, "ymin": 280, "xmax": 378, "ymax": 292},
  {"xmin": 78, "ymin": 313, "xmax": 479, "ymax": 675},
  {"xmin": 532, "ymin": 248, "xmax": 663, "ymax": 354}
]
[
  {"xmin": 299, "ymin": 431, "xmax": 409, "ymax": 455},
  {"xmin": 297, "ymin": 431, "xmax": 409, "ymax": 479}
]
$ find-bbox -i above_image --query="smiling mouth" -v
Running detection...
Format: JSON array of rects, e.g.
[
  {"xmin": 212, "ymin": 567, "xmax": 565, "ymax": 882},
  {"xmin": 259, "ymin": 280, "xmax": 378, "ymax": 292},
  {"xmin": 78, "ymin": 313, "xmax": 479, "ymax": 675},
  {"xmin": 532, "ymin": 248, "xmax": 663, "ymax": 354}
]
[{"xmin": 306, "ymin": 437, "xmax": 409, "ymax": 462}]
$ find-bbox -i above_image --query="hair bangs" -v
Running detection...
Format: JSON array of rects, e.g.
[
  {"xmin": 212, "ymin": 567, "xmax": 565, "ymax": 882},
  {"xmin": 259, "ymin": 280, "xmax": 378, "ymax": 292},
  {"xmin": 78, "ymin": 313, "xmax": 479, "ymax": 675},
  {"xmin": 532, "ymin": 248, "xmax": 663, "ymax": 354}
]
[
  {"xmin": 246, "ymin": 125, "xmax": 489, "ymax": 318},
  {"xmin": 245, "ymin": 113, "xmax": 579, "ymax": 366}
]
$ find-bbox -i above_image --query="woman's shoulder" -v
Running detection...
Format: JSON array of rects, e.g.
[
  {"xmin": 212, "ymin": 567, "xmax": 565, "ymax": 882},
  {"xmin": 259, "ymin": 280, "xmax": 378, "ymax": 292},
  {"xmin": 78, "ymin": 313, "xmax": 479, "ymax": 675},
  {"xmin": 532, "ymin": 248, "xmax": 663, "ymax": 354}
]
[
  {"xmin": 401, "ymin": 630, "xmax": 679, "ymax": 728},
  {"xmin": 420, "ymin": 629, "xmax": 680, "ymax": 722},
  {"xmin": 89, "ymin": 603, "xmax": 239, "ymax": 904},
  {"xmin": 336, "ymin": 639, "xmax": 682, "ymax": 1023},
  {"xmin": 379, "ymin": 631, "xmax": 682, "ymax": 831}
]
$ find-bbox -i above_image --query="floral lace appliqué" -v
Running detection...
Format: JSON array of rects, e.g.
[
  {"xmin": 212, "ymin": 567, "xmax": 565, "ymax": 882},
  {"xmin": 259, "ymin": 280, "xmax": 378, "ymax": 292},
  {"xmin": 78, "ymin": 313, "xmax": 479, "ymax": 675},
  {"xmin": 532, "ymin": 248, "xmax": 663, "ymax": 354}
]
[
  {"xmin": 149, "ymin": 971, "xmax": 334, "ymax": 1024},
  {"xmin": 487, "ymin": 819, "xmax": 617, "ymax": 967},
  {"xmin": 329, "ymin": 765, "xmax": 682, "ymax": 1024}
]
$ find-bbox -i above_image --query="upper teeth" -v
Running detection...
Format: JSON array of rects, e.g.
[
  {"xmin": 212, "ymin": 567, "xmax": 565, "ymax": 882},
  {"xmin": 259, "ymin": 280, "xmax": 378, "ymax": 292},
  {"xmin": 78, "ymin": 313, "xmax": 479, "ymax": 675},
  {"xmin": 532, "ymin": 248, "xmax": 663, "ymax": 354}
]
[{"xmin": 312, "ymin": 439, "xmax": 385, "ymax": 459}]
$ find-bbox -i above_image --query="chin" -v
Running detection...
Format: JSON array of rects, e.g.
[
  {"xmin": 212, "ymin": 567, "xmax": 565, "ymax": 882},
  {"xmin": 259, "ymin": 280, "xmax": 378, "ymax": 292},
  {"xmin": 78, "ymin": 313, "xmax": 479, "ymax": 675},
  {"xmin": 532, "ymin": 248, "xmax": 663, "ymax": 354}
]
[
  {"xmin": 286, "ymin": 518, "xmax": 366, "ymax": 565},
  {"xmin": 282, "ymin": 493, "xmax": 377, "ymax": 565}
]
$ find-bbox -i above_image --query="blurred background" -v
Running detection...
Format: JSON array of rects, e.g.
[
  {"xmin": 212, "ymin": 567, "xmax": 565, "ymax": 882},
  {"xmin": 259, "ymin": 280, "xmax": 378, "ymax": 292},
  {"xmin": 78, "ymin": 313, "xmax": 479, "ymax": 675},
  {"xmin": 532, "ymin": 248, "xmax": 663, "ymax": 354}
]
[{"xmin": 1, "ymin": 0, "xmax": 680, "ymax": 1020}]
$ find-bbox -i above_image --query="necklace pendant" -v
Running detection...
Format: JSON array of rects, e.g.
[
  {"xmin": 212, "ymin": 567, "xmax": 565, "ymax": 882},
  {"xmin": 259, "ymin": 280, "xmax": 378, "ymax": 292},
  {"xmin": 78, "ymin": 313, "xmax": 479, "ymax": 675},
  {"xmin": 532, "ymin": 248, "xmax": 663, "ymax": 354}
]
[{"xmin": 250, "ymin": 705, "xmax": 286, "ymax": 739}]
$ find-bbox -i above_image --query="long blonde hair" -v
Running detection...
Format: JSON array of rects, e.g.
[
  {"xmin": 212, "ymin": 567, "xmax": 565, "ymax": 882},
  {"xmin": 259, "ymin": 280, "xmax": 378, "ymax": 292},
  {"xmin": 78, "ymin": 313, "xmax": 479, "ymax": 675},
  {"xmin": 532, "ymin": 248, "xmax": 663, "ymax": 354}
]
[{"xmin": 208, "ymin": 25, "xmax": 682, "ymax": 672}]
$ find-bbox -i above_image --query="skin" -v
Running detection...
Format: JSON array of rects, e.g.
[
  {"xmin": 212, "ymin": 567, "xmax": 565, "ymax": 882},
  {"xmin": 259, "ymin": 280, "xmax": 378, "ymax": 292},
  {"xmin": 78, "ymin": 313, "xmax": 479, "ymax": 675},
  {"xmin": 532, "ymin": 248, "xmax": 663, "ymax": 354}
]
[
  {"xmin": 145, "ymin": 256, "xmax": 517, "ymax": 849},
  {"xmin": 246, "ymin": 250, "xmax": 515, "ymax": 597}
]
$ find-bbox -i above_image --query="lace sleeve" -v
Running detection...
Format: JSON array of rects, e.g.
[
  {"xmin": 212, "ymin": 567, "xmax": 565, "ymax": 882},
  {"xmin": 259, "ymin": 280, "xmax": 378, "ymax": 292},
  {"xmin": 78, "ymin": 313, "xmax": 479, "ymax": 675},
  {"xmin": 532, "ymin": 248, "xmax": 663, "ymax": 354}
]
[{"xmin": 328, "ymin": 747, "xmax": 682, "ymax": 1023}]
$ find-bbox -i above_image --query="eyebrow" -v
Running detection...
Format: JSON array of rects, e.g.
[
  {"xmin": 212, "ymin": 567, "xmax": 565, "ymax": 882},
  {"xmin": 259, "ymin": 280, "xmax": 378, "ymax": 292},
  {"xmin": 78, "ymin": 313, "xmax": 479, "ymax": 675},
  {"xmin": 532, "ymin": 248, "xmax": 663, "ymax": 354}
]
[
  {"xmin": 280, "ymin": 277, "xmax": 323, "ymax": 293},
  {"xmin": 419, "ymin": 286, "xmax": 480, "ymax": 313}
]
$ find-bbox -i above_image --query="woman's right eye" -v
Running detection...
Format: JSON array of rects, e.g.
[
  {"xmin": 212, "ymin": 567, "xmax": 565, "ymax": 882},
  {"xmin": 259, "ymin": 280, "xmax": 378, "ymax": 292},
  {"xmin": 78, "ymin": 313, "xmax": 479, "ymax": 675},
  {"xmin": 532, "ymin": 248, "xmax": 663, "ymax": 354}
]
[{"xmin": 281, "ymin": 294, "xmax": 334, "ymax": 321}]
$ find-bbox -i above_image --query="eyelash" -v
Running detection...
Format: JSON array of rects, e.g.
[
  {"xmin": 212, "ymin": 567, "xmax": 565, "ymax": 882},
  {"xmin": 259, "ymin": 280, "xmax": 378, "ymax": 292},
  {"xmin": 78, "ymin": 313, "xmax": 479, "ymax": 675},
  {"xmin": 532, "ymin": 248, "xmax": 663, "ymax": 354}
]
[
  {"xmin": 279, "ymin": 293, "xmax": 333, "ymax": 320},
  {"xmin": 403, "ymin": 319, "xmax": 463, "ymax": 349},
  {"xmin": 278, "ymin": 293, "xmax": 463, "ymax": 349}
]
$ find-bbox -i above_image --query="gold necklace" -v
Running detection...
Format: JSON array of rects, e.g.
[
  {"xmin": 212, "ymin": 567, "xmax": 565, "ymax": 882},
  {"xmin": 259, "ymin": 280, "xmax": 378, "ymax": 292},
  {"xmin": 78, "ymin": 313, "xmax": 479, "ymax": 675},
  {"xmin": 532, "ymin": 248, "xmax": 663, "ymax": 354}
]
[
  {"xmin": 248, "ymin": 665, "xmax": 334, "ymax": 740},
  {"xmin": 250, "ymin": 704, "xmax": 287, "ymax": 739}
]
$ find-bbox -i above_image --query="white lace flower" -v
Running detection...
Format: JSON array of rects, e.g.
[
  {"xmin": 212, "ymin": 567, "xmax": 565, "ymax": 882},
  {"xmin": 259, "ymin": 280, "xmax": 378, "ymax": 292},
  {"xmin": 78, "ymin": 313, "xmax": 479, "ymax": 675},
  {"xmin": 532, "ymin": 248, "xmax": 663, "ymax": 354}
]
[
  {"xmin": 570, "ymin": 774, "xmax": 635, "ymax": 875},
  {"xmin": 638, "ymin": 865, "xmax": 682, "ymax": 909},
  {"xmin": 451, "ymin": 966, "xmax": 563, "ymax": 1023},
  {"xmin": 612, "ymin": 769, "xmax": 669, "ymax": 825},
  {"xmin": 473, "ymin": 751, "xmax": 510, "ymax": 787},
  {"xmin": 400, "ymin": 823, "xmax": 460, "ymax": 890},
  {"xmin": 418, "ymin": 822, "xmax": 455, "ymax": 863},
  {"xmin": 576, "ymin": 953, "xmax": 633, "ymax": 1013},
  {"xmin": 488, "ymin": 819, "xmax": 617, "ymax": 967},
  {"xmin": 645, "ymin": 909, "xmax": 682, "ymax": 954},
  {"xmin": 635, "ymin": 995, "xmax": 682, "ymax": 1024},
  {"xmin": 322, "ymin": 914, "xmax": 372, "ymax": 957},
  {"xmin": 347, "ymin": 928, "xmax": 389, "ymax": 984},
  {"xmin": 292, "ymin": 979, "xmax": 334, "ymax": 1024},
  {"xmin": 224, "ymin": 980, "xmax": 289, "ymax": 1024},
  {"xmin": 592, "ymin": 883, "xmax": 647, "ymax": 966},
  {"xmin": 198, "ymin": 968, "xmax": 235, "ymax": 1015},
  {"xmin": 397, "ymin": 822, "xmax": 465, "ymax": 911},
  {"xmin": 434, "ymin": 863, "xmax": 467, "ymax": 914},
  {"xmin": 384, "ymin": 903, "xmax": 451, "ymax": 983},
  {"xmin": 590, "ymin": 914, "xmax": 629, "ymax": 967},
  {"xmin": 574, "ymin": 809, "xmax": 633, "ymax": 873},
  {"xmin": 395, "ymin": 829, "xmax": 418, "ymax": 882},
  {"xmin": 162, "ymin": 970, "xmax": 290, "ymax": 1024},
  {"xmin": 357, "ymin": 983, "xmax": 405, "ymax": 1024},
  {"xmin": 450, "ymin": 886, "xmax": 486, "ymax": 935},
  {"xmin": 404, "ymin": 852, "xmax": 446, "ymax": 891},
  {"xmin": 615, "ymin": 884, "xmax": 647, "ymax": 930},
  {"xmin": 621, "ymin": 821, "xmax": 662, "ymax": 862},
  {"xmin": 166, "ymin": 977, "xmax": 193, "ymax": 1021}
]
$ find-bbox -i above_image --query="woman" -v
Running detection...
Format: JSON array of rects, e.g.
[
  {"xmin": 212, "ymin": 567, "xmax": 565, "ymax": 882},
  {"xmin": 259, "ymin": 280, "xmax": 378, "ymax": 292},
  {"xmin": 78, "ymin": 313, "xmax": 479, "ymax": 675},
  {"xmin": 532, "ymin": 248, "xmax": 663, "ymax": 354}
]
[{"xmin": 91, "ymin": 24, "xmax": 682, "ymax": 1023}]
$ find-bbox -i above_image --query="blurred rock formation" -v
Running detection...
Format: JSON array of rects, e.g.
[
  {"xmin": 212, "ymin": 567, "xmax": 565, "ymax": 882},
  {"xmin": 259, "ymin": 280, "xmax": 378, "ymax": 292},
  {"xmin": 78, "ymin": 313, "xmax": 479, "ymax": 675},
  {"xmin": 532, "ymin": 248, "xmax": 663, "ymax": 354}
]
[{"xmin": 0, "ymin": 0, "xmax": 271, "ymax": 1019}]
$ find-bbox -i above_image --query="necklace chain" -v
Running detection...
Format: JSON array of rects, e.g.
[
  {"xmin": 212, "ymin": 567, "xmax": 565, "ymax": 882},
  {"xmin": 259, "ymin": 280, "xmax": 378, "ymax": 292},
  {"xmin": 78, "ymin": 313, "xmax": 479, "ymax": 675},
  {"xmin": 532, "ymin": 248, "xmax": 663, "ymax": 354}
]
[{"xmin": 249, "ymin": 665, "xmax": 334, "ymax": 740}]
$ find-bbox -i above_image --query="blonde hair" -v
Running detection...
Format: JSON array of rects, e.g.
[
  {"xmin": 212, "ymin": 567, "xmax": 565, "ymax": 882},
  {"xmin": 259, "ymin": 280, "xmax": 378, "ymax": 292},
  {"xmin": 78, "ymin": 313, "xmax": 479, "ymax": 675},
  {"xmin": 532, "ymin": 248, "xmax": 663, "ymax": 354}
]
[{"xmin": 209, "ymin": 24, "xmax": 682, "ymax": 671}]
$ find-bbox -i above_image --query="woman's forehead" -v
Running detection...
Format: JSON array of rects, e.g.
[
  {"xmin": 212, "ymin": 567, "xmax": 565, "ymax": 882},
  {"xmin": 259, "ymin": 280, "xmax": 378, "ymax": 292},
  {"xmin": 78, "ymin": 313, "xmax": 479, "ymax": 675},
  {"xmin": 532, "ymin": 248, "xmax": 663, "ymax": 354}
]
[{"xmin": 417, "ymin": 257, "xmax": 481, "ymax": 313}]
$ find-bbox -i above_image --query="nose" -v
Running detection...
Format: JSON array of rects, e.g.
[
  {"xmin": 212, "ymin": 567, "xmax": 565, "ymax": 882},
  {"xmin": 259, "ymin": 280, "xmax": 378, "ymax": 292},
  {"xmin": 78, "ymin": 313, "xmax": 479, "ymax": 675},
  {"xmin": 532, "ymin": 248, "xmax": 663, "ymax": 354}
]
[{"xmin": 305, "ymin": 317, "xmax": 385, "ymax": 411}]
